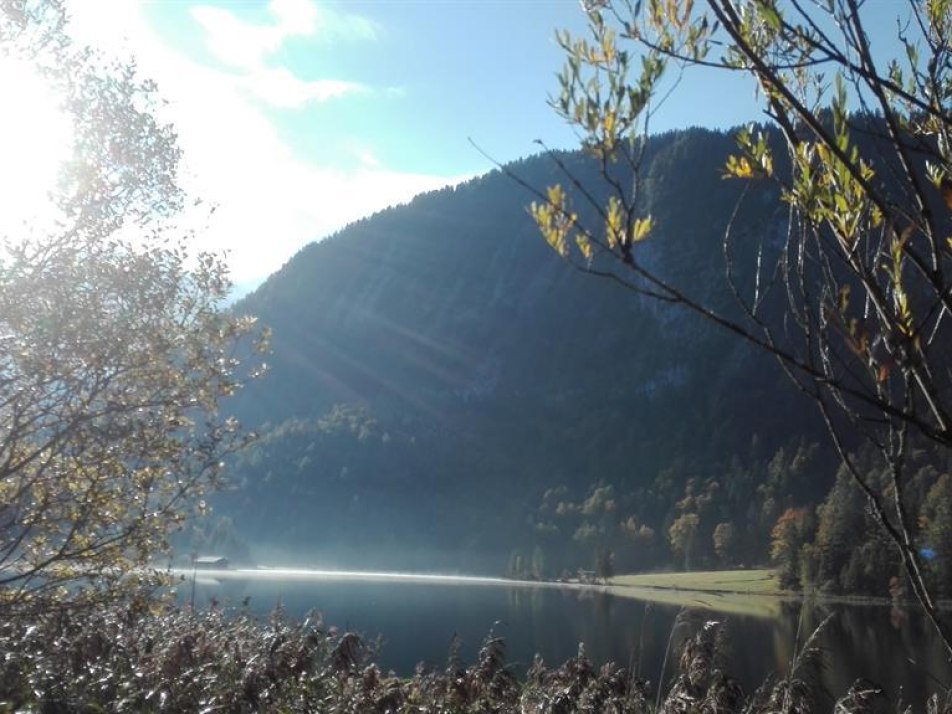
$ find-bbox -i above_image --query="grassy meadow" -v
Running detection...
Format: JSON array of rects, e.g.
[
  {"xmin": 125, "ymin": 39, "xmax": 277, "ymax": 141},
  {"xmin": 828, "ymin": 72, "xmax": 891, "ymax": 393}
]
[
  {"xmin": 599, "ymin": 569, "xmax": 787, "ymax": 619},
  {"xmin": 609, "ymin": 569, "xmax": 782, "ymax": 595}
]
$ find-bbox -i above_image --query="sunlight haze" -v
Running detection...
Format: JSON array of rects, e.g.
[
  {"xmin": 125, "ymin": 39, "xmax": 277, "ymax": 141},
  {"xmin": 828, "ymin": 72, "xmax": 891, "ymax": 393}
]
[
  {"xmin": 0, "ymin": 58, "xmax": 72, "ymax": 241},
  {"xmin": 57, "ymin": 0, "xmax": 764, "ymax": 293},
  {"xmin": 4, "ymin": 0, "xmax": 952, "ymax": 706},
  {"xmin": 18, "ymin": 0, "xmax": 902, "ymax": 291}
]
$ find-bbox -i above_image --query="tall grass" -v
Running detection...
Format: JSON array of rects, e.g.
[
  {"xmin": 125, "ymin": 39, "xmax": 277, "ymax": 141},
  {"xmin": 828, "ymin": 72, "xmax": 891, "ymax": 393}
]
[{"xmin": 0, "ymin": 604, "xmax": 948, "ymax": 712}]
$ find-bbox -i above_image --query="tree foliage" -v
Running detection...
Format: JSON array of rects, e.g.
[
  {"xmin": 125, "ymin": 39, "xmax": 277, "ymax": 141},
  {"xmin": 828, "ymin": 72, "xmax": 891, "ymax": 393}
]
[
  {"xmin": 0, "ymin": 1, "xmax": 264, "ymax": 611},
  {"xmin": 769, "ymin": 507, "xmax": 813, "ymax": 589},
  {"xmin": 530, "ymin": 0, "xmax": 952, "ymax": 657},
  {"xmin": 920, "ymin": 472, "xmax": 952, "ymax": 598},
  {"xmin": 712, "ymin": 521, "xmax": 734, "ymax": 563},
  {"xmin": 668, "ymin": 512, "xmax": 699, "ymax": 570}
]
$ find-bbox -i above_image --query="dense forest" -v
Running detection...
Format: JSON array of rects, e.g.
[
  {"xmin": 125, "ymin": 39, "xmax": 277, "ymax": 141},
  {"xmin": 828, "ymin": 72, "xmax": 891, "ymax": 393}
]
[{"xmin": 211, "ymin": 127, "xmax": 952, "ymax": 599}]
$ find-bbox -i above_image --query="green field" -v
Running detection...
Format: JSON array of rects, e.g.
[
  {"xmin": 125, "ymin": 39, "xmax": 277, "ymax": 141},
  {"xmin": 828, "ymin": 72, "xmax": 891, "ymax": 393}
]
[
  {"xmin": 601, "ymin": 570, "xmax": 785, "ymax": 619},
  {"xmin": 601, "ymin": 584, "xmax": 784, "ymax": 618},
  {"xmin": 610, "ymin": 570, "xmax": 782, "ymax": 595}
]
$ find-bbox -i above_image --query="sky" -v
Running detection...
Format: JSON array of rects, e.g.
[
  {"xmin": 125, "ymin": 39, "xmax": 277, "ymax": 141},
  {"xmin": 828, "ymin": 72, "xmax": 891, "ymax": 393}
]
[
  {"xmin": 7, "ymin": 0, "xmax": 904, "ymax": 293},
  {"xmin": 45, "ymin": 0, "xmax": 769, "ymax": 293}
]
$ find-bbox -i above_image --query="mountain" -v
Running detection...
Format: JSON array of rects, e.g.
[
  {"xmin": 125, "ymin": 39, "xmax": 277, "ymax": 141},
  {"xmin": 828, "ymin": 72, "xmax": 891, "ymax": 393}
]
[{"xmin": 215, "ymin": 127, "xmax": 835, "ymax": 576}]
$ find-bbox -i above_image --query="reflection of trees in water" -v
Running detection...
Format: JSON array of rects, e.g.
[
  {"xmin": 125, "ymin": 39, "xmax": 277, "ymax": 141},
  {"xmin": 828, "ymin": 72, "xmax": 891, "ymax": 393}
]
[
  {"xmin": 509, "ymin": 587, "xmax": 684, "ymax": 682},
  {"xmin": 769, "ymin": 603, "xmax": 952, "ymax": 709},
  {"xmin": 586, "ymin": 592, "xmax": 623, "ymax": 669},
  {"xmin": 768, "ymin": 600, "xmax": 800, "ymax": 678},
  {"xmin": 185, "ymin": 580, "xmax": 951, "ymax": 704},
  {"xmin": 505, "ymin": 586, "xmax": 554, "ymax": 670},
  {"xmin": 514, "ymin": 595, "xmax": 952, "ymax": 704}
]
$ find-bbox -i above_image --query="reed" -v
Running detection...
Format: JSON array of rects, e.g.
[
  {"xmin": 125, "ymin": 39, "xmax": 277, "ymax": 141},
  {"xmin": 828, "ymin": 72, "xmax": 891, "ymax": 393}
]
[{"xmin": 0, "ymin": 605, "xmax": 948, "ymax": 712}]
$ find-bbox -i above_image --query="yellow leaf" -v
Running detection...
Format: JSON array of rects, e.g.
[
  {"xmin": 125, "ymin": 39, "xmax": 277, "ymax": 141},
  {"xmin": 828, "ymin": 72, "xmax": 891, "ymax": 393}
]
[
  {"xmin": 724, "ymin": 155, "xmax": 754, "ymax": 179},
  {"xmin": 633, "ymin": 216, "xmax": 653, "ymax": 242},
  {"xmin": 837, "ymin": 284, "xmax": 850, "ymax": 313},
  {"xmin": 576, "ymin": 234, "xmax": 594, "ymax": 260},
  {"xmin": 606, "ymin": 195, "xmax": 624, "ymax": 249}
]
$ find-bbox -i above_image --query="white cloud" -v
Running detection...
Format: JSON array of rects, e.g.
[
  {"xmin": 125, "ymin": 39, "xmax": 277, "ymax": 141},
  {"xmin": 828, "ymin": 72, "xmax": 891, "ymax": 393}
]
[
  {"xmin": 355, "ymin": 147, "xmax": 381, "ymax": 168},
  {"xmin": 63, "ymin": 0, "xmax": 460, "ymax": 288},
  {"xmin": 191, "ymin": 0, "xmax": 376, "ymax": 71},
  {"xmin": 241, "ymin": 67, "xmax": 365, "ymax": 108},
  {"xmin": 313, "ymin": 4, "xmax": 378, "ymax": 42},
  {"xmin": 190, "ymin": 5, "xmax": 283, "ymax": 71},
  {"xmin": 188, "ymin": 1, "xmax": 371, "ymax": 109},
  {"xmin": 270, "ymin": 0, "xmax": 320, "ymax": 36}
]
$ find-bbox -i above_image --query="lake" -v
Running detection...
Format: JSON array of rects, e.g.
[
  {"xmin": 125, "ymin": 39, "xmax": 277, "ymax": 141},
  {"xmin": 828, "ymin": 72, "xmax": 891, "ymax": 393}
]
[{"xmin": 178, "ymin": 568, "xmax": 952, "ymax": 708}]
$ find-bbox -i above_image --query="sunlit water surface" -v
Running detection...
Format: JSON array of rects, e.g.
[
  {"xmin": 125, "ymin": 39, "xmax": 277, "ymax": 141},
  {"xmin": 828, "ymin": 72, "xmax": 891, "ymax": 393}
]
[{"xmin": 173, "ymin": 568, "xmax": 952, "ymax": 708}]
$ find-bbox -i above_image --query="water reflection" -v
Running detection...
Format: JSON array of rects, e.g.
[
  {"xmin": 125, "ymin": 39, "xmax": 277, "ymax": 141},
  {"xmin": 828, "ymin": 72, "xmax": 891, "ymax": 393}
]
[{"xmin": 179, "ymin": 570, "xmax": 951, "ymax": 707}]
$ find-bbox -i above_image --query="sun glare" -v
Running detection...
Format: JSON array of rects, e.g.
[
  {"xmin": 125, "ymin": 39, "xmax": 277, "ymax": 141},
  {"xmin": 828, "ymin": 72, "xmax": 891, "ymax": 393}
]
[{"xmin": 0, "ymin": 57, "xmax": 73, "ymax": 240}]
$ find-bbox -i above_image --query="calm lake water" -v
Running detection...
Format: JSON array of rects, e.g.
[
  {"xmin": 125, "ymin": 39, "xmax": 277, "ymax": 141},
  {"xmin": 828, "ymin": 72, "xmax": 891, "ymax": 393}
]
[{"xmin": 179, "ymin": 569, "xmax": 952, "ymax": 708}]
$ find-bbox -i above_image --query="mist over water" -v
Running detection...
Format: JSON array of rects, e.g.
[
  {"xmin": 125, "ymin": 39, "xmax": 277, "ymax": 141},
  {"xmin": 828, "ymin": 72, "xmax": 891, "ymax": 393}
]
[
  {"xmin": 174, "ymin": 567, "xmax": 952, "ymax": 707},
  {"xmin": 175, "ymin": 567, "xmax": 520, "ymax": 586}
]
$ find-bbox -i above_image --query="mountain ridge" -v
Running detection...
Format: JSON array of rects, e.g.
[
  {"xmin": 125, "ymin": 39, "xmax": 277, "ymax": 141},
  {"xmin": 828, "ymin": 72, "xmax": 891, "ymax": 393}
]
[{"xmin": 216, "ymin": 127, "xmax": 832, "ymax": 577}]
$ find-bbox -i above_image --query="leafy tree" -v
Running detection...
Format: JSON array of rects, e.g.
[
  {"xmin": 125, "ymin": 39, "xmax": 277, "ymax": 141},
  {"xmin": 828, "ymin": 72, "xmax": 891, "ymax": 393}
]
[
  {"xmin": 528, "ymin": 0, "xmax": 952, "ymax": 656},
  {"xmin": 712, "ymin": 521, "xmax": 734, "ymax": 564},
  {"xmin": 0, "ymin": 2, "xmax": 263, "ymax": 611},
  {"xmin": 919, "ymin": 472, "xmax": 952, "ymax": 598},
  {"xmin": 581, "ymin": 484, "xmax": 615, "ymax": 516},
  {"xmin": 769, "ymin": 507, "xmax": 813, "ymax": 589},
  {"xmin": 593, "ymin": 545, "xmax": 614, "ymax": 582},
  {"xmin": 668, "ymin": 512, "xmax": 699, "ymax": 570}
]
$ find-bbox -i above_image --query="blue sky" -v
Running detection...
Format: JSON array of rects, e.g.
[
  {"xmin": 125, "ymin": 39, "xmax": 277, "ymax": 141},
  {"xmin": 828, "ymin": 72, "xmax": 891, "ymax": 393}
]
[
  {"xmin": 140, "ymin": 0, "xmax": 762, "ymax": 175},
  {"xmin": 59, "ymin": 1, "xmax": 770, "ymax": 289}
]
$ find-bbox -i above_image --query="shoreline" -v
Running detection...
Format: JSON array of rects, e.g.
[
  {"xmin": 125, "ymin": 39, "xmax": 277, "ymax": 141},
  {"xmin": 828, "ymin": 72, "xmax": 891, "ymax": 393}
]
[
  {"xmin": 169, "ymin": 565, "xmax": 791, "ymax": 619},
  {"xmin": 168, "ymin": 565, "xmax": 949, "ymax": 619}
]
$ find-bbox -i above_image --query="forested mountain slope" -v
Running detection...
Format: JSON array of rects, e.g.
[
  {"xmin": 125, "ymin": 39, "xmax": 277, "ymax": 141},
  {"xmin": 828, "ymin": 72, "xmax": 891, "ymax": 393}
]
[{"xmin": 216, "ymin": 128, "xmax": 839, "ymax": 578}]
